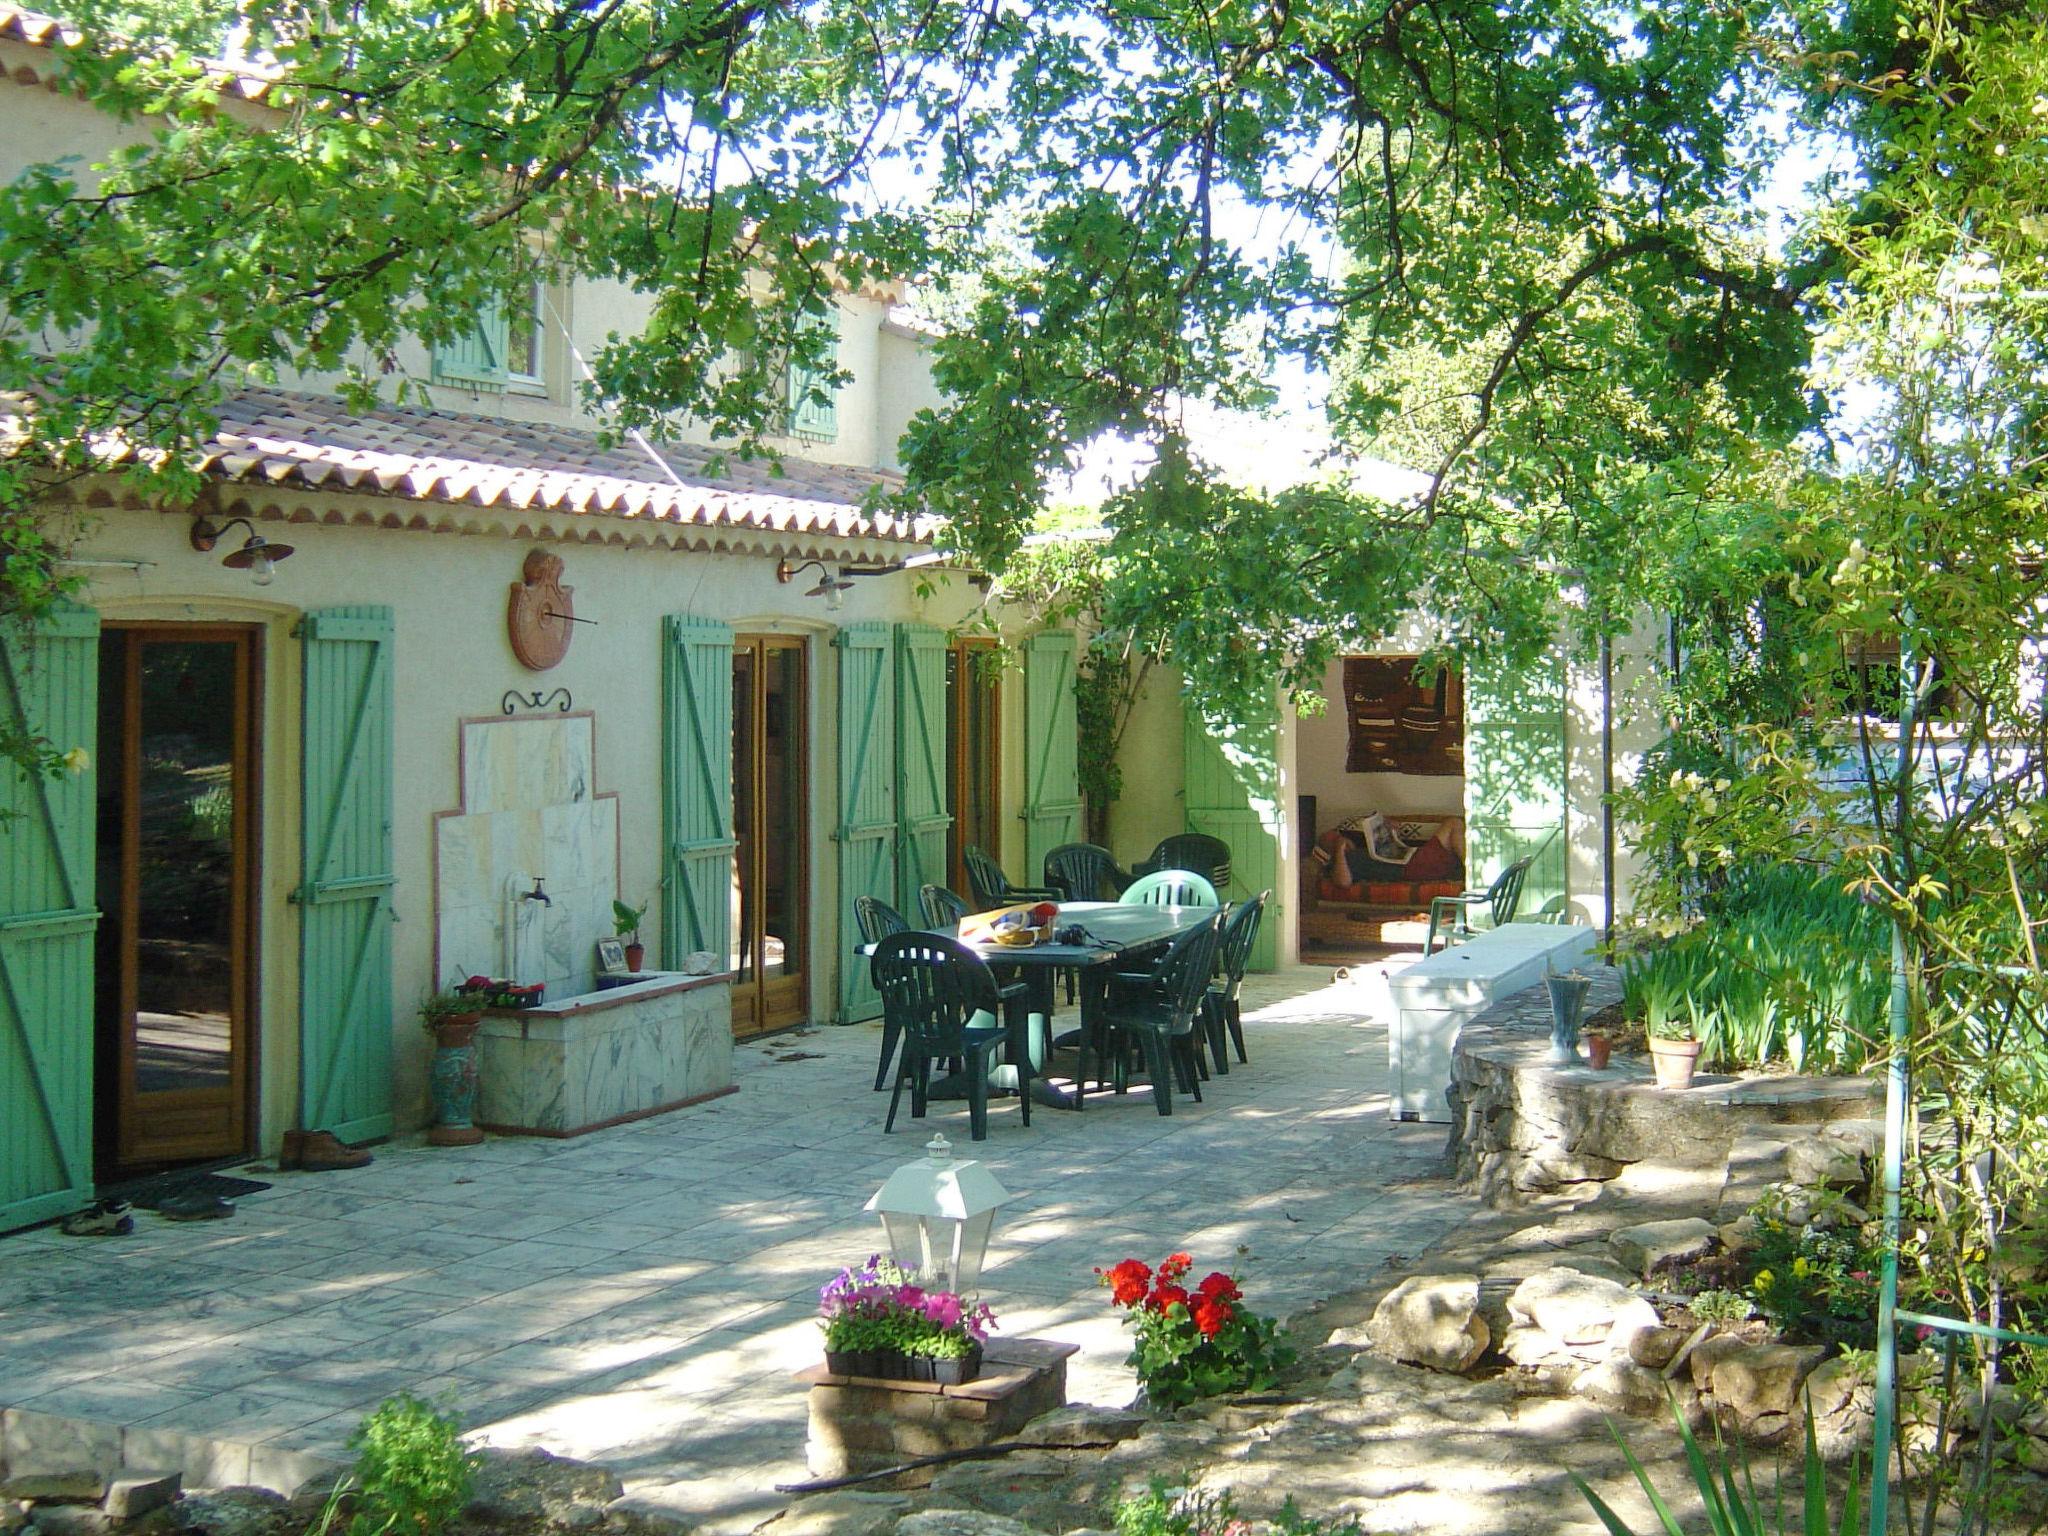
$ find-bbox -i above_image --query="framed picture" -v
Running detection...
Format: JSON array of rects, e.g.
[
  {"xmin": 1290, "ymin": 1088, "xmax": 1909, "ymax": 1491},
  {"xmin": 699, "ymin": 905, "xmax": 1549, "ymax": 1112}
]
[{"xmin": 595, "ymin": 937, "xmax": 628, "ymax": 974}]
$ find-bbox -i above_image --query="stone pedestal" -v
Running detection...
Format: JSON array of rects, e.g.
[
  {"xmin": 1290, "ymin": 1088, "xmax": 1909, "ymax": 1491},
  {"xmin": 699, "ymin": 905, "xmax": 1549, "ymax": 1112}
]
[{"xmin": 796, "ymin": 1337, "xmax": 1078, "ymax": 1486}]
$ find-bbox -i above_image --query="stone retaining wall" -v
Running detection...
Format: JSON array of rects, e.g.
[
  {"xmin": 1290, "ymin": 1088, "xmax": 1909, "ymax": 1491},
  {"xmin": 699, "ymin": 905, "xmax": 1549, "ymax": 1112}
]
[{"xmin": 1446, "ymin": 966, "xmax": 1883, "ymax": 1203}]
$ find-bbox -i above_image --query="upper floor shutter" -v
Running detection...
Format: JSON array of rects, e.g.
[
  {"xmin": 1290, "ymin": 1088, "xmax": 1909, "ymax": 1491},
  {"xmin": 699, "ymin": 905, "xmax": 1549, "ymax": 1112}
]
[
  {"xmin": 433, "ymin": 302, "xmax": 510, "ymax": 390},
  {"xmin": 787, "ymin": 309, "xmax": 841, "ymax": 442}
]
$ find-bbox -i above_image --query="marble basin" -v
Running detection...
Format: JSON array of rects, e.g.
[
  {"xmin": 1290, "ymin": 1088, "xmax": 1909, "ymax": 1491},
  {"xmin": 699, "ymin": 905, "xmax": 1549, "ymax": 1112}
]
[{"xmin": 475, "ymin": 970, "xmax": 735, "ymax": 1136}]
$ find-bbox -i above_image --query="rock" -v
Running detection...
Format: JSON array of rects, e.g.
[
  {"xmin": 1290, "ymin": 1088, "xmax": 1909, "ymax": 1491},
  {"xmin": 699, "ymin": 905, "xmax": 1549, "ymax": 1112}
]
[
  {"xmin": 3, "ymin": 1477, "xmax": 108, "ymax": 1506},
  {"xmin": 33, "ymin": 1507, "xmax": 112, "ymax": 1536},
  {"xmin": 600, "ymin": 1501, "xmax": 692, "ymax": 1536},
  {"xmin": 894, "ymin": 1512, "xmax": 1047, "ymax": 1536},
  {"xmin": 1013, "ymin": 1406, "xmax": 1146, "ymax": 1448},
  {"xmin": 1608, "ymin": 1219, "xmax": 1716, "ymax": 1279},
  {"xmin": 104, "ymin": 1477, "xmax": 181, "ymax": 1522},
  {"xmin": 1571, "ymin": 1360, "xmax": 1669, "ymax": 1417},
  {"xmin": 1820, "ymin": 1119, "xmax": 1885, "ymax": 1161},
  {"xmin": 1800, "ymin": 1356, "xmax": 1876, "ymax": 1464},
  {"xmin": 1687, "ymin": 1332, "xmax": 1749, "ymax": 1392},
  {"xmin": 165, "ymin": 1490, "xmax": 293, "ymax": 1536},
  {"xmin": 1365, "ymin": 1274, "xmax": 1490, "ymax": 1374},
  {"xmin": 1507, "ymin": 1268, "xmax": 1662, "ymax": 1358},
  {"xmin": 1, "ymin": 1502, "xmax": 28, "ymax": 1536},
  {"xmin": 1718, "ymin": 1216, "xmax": 1759, "ymax": 1256},
  {"xmin": 465, "ymin": 1449, "xmax": 625, "ymax": 1533},
  {"xmin": 1709, "ymin": 1343, "xmax": 1830, "ymax": 1439},
  {"xmin": 1784, "ymin": 1138, "xmax": 1864, "ymax": 1190},
  {"xmin": 756, "ymin": 1494, "xmax": 912, "ymax": 1536},
  {"xmin": 1627, "ymin": 1326, "xmax": 1690, "ymax": 1373}
]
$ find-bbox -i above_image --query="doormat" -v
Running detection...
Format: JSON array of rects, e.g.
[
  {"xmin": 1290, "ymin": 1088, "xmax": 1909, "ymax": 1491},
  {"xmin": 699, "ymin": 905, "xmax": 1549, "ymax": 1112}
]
[{"xmin": 114, "ymin": 1170, "xmax": 272, "ymax": 1212}]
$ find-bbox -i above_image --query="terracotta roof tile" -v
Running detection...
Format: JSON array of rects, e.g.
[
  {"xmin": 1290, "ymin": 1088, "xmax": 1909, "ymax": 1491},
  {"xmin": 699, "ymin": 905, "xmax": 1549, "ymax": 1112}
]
[{"xmin": 182, "ymin": 386, "xmax": 933, "ymax": 544}]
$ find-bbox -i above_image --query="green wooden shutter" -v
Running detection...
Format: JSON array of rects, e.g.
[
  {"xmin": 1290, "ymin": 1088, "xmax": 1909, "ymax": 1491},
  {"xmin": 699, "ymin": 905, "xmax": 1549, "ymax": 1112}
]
[
  {"xmin": 433, "ymin": 303, "xmax": 510, "ymax": 390},
  {"xmin": 1021, "ymin": 629, "xmax": 1082, "ymax": 881},
  {"xmin": 0, "ymin": 605, "xmax": 100, "ymax": 1232},
  {"xmin": 836, "ymin": 622, "xmax": 896, "ymax": 1023},
  {"xmin": 895, "ymin": 624, "xmax": 952, "ymax": 917},
  {"xmin": 662, "ymin": 615, "xmax": 737, "ymax": 970},
  {"xmin": 788, "ymin": 310, "xmax": 841, "ymax": 442},
  {"xmin": 1463, "ymin": 650, "xmax": 1568, "ymax": 917},
  {"xmin": 1184, "ymin": 700, "xmax": 1283, "ymax": 970},
  {"xmin": 297, "ymin": 606, "xmax": 396, "ymax": 1144}
]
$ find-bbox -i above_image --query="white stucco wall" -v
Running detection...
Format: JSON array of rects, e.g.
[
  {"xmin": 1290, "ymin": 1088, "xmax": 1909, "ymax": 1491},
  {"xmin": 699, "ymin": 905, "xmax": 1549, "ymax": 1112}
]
[{"xmin": 64, "ymin": 500, "xmax": 1000, "ymax": 1151}]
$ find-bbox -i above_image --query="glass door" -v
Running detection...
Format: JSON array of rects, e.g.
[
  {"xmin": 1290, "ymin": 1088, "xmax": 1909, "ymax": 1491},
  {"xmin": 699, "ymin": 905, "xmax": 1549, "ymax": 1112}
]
[
  {"xmin": 731, "ymin": 635, "xmax": 808, "ymax": 1037},
  {"xmin": 946, "ymin": 639, "xmax": 1001, "ymax": 895},
  {"xmin": 94, "ymin": 626, "xmax": 257, "ymax": 1174}
]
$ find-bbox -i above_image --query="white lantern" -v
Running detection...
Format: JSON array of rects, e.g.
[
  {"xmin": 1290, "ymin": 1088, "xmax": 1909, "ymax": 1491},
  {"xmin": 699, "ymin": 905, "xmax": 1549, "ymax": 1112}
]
[{"xmin": 864, "ymin": 1132, "xmax": 1012, "ymax": 1298}]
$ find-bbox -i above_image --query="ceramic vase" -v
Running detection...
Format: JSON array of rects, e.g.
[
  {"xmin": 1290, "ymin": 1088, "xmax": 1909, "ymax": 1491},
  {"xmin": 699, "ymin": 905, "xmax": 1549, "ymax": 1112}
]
[
  {"xmin": 1546, "ymin": 973, "xmax": 1592, "ymax": 1066},
  {"xmin": 427, "ymin": 1013, "xmax": 486, "ymax": 1146}
]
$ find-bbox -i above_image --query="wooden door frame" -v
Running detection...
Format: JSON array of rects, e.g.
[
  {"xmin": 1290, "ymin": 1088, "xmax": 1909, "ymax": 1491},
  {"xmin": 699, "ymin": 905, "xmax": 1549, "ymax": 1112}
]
[
  {"xmin": 946, "ymin": 637, "xmax": 1000, "ymax": 896},
  {"xmin": 101, "ymin": 621, "xmax": 261, "ymax": 1174},
  {"xmin": 731, "ymin": 633, "xmax": 809, "ymax": 1038}
]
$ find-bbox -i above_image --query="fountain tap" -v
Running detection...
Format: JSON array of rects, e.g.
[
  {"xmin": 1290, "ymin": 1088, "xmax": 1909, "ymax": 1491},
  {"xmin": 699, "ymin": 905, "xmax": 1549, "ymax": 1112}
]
[{"xmin": 523, "ymin": 876, "xmax": 551, "ymax": 906}]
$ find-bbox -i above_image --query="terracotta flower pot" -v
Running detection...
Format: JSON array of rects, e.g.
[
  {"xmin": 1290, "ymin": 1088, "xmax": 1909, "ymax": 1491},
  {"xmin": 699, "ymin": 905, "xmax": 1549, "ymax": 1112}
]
[
  {"xmin": 1649, "ymin": 1035, "xmax": 1702, "ymax": 1090},
  {"xmin": 1584, "ymin": 1032, "xmax": 1611, "ymax": 1070},
  {"xmin": 624, "ymin": 943, "xmax": 646, "ymax": 973}
]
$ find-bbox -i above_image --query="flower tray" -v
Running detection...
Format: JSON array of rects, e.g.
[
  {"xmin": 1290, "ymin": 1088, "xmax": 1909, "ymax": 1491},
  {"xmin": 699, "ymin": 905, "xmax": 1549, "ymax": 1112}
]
[{"xmin": 824, "ymin": 1345, "xmax": 982, "ymax": 1386}]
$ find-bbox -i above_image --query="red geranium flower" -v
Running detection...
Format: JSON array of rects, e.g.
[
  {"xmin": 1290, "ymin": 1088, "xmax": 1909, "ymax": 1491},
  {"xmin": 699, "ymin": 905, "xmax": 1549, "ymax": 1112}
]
[
  {"xmin": 1100, "ymin": 1258, "xmax": 1151, "ymax": 1307},
  {"xmin": 1197, "ymin": 1271, "xmax": 1239, "ymax": 1301},
  {"xmin": 1159, "ymin": 1251, "xmax": 1193, "ymax": 1280},
  {"xmin": 1151, "ymin": 1282, "xmax": 1190, "ymax": 1314},
  {"xmin": 1190, "ymin": 1296, "xmax": 1232, "ymax": 1337}
]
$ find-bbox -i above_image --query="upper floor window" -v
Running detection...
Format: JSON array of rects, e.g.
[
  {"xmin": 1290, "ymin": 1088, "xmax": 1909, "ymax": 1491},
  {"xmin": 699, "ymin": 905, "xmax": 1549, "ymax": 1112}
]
[
  {"xmin": 433, "ymin": 282, "xmax": 548, "ymax": 396},
  {"xmin": 785, "ymin": 308, "xmax": 840, "ymax": 443}
]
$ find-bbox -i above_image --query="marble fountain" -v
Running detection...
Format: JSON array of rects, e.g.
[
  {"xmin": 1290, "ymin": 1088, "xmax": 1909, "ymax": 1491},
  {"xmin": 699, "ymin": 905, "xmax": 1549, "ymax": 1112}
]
[{"xmin": 434, "ymin": 713, "xmax": 733, "ymax": 1136}]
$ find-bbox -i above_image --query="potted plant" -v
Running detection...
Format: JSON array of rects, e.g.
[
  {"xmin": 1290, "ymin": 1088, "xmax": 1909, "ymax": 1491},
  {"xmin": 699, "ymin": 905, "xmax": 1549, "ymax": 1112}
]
[
  {"xmin": 420, "ymin": 986, "xmax": 487, "ymax": 1146},
  {"xmin": 1647, "ymin": 1019, "xmax": 1703, "ymax": 1089},
  {"xmin": 818, "ymin": 1256, "xmax": 996, "ymax": 1385},
  {"xmin": 613, "ymin": 899, "xmax": 648, "ymax": 974}
]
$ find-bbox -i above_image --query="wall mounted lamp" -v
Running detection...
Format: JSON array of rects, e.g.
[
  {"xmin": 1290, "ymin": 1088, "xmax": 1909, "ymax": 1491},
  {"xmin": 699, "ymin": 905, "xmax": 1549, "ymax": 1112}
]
[
  {"xmin": 190, "ymin": 515, "xmax": 295, "ymax": 586},
  {"xmin": 775, "ymin": 557, "xmax": 857, "ymax": 610}
]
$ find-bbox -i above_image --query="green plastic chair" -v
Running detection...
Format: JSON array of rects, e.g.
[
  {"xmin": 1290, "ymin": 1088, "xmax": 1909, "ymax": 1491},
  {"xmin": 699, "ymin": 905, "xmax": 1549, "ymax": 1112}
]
[
  {"xmin": 1138, "ymin": 833, "xmax": 1232, "ymax": 893},
  {"xmin": 870, "ymin": 932, "xmax": 1027, "ymax": 1142},
  {"xmin": 854, "ymin": 896, "xmax": 912, "ymax": 1091},
  {"xmin": 1201, "ymin": 890, "xmax": 1266, "ymax": 1072},
  {"xmin": 1081, "ymin": 913, "xmax": 1223, "ymax": 1115},
  {"xmin": 962, "ymin": 845, "xmax": 1060, "ymax": 911},
  {"xmin": 1120, "ymin": 869, "xmax": 1219, "ymax": 907},
  {"xmin": 1043, "ymin": 843, "xmax": 1129, "ymax": 902},
  {"xmin": 919, "ymin": 884, "xmax": 973, "ymax": 928},
  {"xmin": 1425, "ymin": 855, "xmax": 1535, "ymax": 954}
]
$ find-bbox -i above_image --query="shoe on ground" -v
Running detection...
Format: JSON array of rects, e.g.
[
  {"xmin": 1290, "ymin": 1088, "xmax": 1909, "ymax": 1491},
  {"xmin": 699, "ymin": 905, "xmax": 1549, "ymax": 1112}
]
[
  {"xmin": 159, "ymin": 1193, "xmax": 235, "ymax": 1221},
  {"xmin": 280, "ymin": 1128, "xmax": 374, "ymax": 1172},
  {"xmin": 60, "ymin": 1200, "xmax": 133, "ymax": 1236}
]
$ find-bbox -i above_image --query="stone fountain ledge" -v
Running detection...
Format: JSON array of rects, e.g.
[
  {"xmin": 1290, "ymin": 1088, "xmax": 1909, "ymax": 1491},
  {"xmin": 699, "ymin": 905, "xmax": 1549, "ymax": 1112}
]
[
  {"xmin": 1445, "ymin": 965, "xmax": 1883, "ymax": 1205},
  {"xmin": 476, "ymin": 969, "xmax": 736, "ymax": 1137}
]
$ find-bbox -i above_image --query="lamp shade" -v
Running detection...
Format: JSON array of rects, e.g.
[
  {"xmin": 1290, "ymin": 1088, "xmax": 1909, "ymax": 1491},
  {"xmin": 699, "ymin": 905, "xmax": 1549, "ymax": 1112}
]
[{"xmin": 864, "ymin": 1133, "xmax": 1011, "ymax": 1298}]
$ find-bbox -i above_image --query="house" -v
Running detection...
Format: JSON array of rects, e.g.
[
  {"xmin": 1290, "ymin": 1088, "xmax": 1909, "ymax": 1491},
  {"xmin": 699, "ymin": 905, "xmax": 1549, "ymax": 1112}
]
[
  {"xmin": 0, "ymin": 6, "xmax": 1650, "ymax": 1235},
  {"xmin": 0, "ymin": 8, "xmax": 1090, "ymax": 1231}
]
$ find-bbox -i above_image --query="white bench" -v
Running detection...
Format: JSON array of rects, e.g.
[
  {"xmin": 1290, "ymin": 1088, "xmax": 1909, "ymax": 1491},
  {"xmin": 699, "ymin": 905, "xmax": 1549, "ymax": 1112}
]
[{"xmin": 1385, "ymin": 923, "xmax": 1601, "ymax": 1122}]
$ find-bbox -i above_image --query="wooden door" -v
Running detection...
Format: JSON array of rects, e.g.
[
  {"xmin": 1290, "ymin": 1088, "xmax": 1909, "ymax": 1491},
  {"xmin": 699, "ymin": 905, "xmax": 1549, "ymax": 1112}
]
[
  {"xmin": 733, "ymin": 635, "xmax": 808, "ymax": 1037},
  {"xmin": 0, "ymin": 604, "xmax": 101, "ymax": 1230},
  {"xmin": 97, "ymin": 624, "xmax": 259, "ymax": 1171}
]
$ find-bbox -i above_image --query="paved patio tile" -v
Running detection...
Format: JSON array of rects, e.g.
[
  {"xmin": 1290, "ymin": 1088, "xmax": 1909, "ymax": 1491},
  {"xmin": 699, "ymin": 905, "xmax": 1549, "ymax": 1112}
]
[{"xmin": 0, "ymin": 960, "xmax": 1488, "ymax": 1532}]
